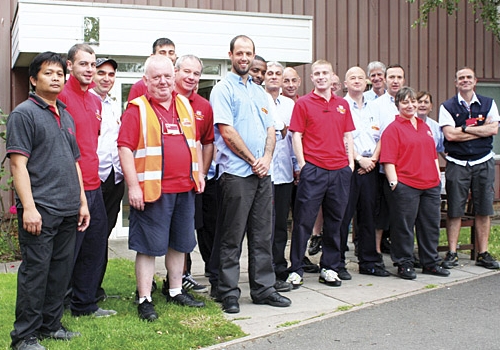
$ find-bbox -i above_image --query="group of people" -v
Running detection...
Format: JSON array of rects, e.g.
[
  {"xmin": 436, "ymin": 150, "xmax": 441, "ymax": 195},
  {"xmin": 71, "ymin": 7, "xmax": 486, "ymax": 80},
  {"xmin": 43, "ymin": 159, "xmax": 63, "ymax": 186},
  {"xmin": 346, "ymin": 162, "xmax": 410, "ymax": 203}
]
[{"xmin": 6, "ymin": 32, "xmax": 500, "ymax": 350}]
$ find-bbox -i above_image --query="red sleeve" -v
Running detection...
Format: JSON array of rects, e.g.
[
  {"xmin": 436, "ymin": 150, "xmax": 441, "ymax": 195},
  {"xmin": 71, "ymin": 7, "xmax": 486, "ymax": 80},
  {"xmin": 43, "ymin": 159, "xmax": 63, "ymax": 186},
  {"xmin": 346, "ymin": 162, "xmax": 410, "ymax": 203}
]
[
  {"xmin": 380, "ymin": 124, "xmax": 399, "ymax": 164},
  {"xmin": 289, "ymin": 100, "xmax": 306, "ymax": 133},
  {"xmin": 197, "ymin": 106, "xmax": 214, "ymax": 144},
  {"xmin": 118, "ymin": 104, "xmax": 140, "ymax": 151}
]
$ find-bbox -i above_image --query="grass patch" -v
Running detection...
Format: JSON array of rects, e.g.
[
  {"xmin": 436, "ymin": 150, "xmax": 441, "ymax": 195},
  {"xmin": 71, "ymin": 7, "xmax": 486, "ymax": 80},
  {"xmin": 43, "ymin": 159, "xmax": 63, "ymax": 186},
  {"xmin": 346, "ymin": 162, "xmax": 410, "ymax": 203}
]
[
  {"xmin": 425, "ymin": 284, "xmax": 438, "ymax": 289},
  {"xmin": 277, "ymin": 320, "xmax": 300, "ymax": 328},
  {"xmin": 336, "ymin": 305, "xmax": 353, "ymax": 312},
  {"xmin": 0, "ymin": 259, "xmax": 244, "ymax": 349}
]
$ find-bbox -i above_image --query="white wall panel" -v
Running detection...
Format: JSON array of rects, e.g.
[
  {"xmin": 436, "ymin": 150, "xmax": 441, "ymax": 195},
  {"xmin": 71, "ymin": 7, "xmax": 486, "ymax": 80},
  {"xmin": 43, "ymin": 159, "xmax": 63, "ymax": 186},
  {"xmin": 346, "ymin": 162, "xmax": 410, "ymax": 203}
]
[{"xmin": 12, "ymin": 0, "xmax": 313, "ymax": 67}]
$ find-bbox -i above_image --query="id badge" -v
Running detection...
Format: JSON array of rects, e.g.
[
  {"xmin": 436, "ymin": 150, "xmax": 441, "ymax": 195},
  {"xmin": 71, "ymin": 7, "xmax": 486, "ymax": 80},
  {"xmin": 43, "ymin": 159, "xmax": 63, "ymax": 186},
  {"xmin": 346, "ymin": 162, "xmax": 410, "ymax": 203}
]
[{"xmin": 163, "ymin": 122, "xmax": 181, "ymax": 135}]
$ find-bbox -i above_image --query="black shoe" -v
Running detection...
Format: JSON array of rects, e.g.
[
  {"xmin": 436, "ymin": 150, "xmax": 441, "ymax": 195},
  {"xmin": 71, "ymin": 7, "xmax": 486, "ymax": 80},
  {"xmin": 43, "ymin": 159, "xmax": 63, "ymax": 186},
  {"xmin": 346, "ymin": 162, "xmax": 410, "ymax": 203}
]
[
  {"xmin": 337, "ymin": 267, "xmax": 352, "ymax": 280},
  {"xmin": 359, "ymin": 266, "xmax": 390, "ymax": 277},
  {"xmin": 253, "ymin": 291, "xmax": 291, "ymax": 307},
  {"xmin": 39, "ymin": 326, "xmax": 81, "ymax": 340},
  {"xmin": 274, "ymin": 280, "xmax": 293, "ymax": 292},
  {"xmin": 422, "ymin": 265, "xmax": 450, "ymax": 277},
  {"xmin": 12, "ymin": 336, "xmax": 45, "ymax": 350},
  {"xmin": 441, "ymin": 251, "xmax": 458, "ymax": 269},
  {"xmin": 222, "ymin": 296, "xmax": 240, "ymax": 313},
  {"xmin": 397, "ymin": 264, "xmax": 416, "ymax": 280},
  {"xmin": 476, "ymin": 251, "xmax": 500, "ymax": 269},
  {"xmin": 376, "ymin": 253, "xmax": 386, "ymax": 268},
  {"xmin": 138, "ymin": 299, "xmax": 158, "ymax": 322},
  {"xmin": 166, "ymin": 289, "xmax": 205, "ymax": 307},
  {"xmin": 308, "ymin": 235, "xmax": 322, "ymax": 255},
  {"xmin": 302, "ymin": 256, "xmax": 320, "ymax": 273},
  {"xmin": 182, "ymin": 273, "xmax": 208, "ymax": 293}
]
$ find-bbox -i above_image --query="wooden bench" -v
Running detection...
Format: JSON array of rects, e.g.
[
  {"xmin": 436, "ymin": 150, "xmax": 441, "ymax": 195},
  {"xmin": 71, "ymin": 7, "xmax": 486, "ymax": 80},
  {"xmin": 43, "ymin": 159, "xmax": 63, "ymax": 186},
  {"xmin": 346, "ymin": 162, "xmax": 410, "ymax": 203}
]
[{"xmin": 438, "ymin": 194, "xmax": 477, "ymax": 260}]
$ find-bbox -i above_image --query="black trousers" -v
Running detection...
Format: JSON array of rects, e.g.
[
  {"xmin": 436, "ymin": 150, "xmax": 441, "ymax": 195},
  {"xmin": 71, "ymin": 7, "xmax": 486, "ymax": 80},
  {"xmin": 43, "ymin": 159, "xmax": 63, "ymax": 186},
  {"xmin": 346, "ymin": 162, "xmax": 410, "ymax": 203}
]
[
  {"xmin": 272, "ymin": 182, "xmax": 293, "ymax": 280},
  {"xmin": 289, "ymin": 163, "xmax": 351, "ymax": 275},
  {"xmin": 71, "ymin": 188, "xmax": 108, "ymax": 315},
  {"xmin": 216, "ymin": 173, "xmax": 275, "ymax": 301},
  {"xmin": 97, "ymin": 169, "xmax": 125, "ymax": 293},
  {"xmin": 11, "ymin": 207, "xmax": 77, "ymax": 346},
  {"xmin": 339, "ymin": 165, "xmax": 380, "ymax": 270},
  {"xmin": 387, "ymin": 182, "xmax": 442, "ymax": 267}
]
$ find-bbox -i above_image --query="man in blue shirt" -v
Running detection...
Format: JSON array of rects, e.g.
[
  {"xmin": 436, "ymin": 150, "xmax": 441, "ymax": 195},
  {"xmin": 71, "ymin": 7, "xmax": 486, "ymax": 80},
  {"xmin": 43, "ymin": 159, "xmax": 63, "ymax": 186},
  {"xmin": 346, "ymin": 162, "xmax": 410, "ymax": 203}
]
[{"xmin": 210, "ymin": 35, "xmax": 291, "ymax": 313}]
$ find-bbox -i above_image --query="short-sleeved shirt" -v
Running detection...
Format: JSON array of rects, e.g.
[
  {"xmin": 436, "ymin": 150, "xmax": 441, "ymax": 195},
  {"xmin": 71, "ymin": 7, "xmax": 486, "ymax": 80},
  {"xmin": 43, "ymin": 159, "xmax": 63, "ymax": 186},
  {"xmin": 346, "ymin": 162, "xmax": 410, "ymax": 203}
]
[
  {"xmin": 344, "ymin": 95, "xmax": 380, "ymax": 157},
  {"xmin": 289, "ymin": 91, "xmax": 355, "ymax": 170},
  {"xmin": 6, "ymin": 93, "xmax": 81, "ymax": 216},
  {"xmin": 269, "ymin": 93, "xmax": 295, "ymax": 184},
  {"xmin": 118, "ymin": 92, "xmax": 195, "ymax": 193},
  {"xmin": 380, "ymin": 115, "xmax": 440, "ymax": 190},
  {"xmin": 91, "ymin": 90, "xmax": 123, "ymax": 184},
  {"xmin": 59, "ymin": 75, "xmax": 102, "ymax": 191},
  {"xmin": 372, "ymin": 92, "xmax": 398, "ymax": 133},
  {"xmin": 423, "ymin": 116, "xmax": 445, "ymax": 153},
  {"xmin": 211, "ymin": 73, "xmax": 273, "ymax": 178},
  {"xmin": 189, "ymin": 92, "xmax": 214, "ymax": 145}
]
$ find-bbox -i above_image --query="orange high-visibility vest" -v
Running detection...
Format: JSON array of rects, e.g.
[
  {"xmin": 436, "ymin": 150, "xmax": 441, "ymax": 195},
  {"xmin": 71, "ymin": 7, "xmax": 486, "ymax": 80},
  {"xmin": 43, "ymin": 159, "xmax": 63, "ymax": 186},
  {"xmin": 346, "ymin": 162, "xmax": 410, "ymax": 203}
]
[{"xmin": 130, "ymin": 95, "xmax": 200, "ymax": 202}]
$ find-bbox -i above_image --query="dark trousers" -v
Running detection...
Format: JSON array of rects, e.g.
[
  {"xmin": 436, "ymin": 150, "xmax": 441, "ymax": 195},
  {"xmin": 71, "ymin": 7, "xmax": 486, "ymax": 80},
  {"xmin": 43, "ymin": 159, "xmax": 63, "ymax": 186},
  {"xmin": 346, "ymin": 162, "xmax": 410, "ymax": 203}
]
[
  {"xmin": 97, "ymin": 169, "xmax": 125, "ymax": 293},
  {"xmin": 340, "ymin": 165, "xmax": 380, "ymax": 270},
  {"xmin": 187, "ymin": 177, "xmax": 218, "ymax": 274},
  {"xmin": 71, "ymin": 188, "xmax": 108, "ymax": 315},
  {"xmin": 217, "ymin": 173, "xmax": 275, "ymax": 301},
  {"xmin": 11, "ymin": 207, "xmax": 77, "ymax": 346},
  {"xmin": 195, "ymin": 177, "xmax": 218, "ymax": 270},
  {"xmin": 272, "ymin": 182, "xmax": 293, "ymax": 280},
  {"xmin": 387, "ymin": 182, "xmax": 442, "ymax": 267},
  {"xmin": 289, "ymin": 163, "xmax": 351, "ymax": 275}
]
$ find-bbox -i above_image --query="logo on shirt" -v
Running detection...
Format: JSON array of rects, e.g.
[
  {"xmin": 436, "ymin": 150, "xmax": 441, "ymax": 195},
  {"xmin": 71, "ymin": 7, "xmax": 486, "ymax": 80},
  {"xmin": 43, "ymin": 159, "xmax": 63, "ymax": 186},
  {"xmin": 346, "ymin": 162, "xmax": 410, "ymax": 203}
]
[
  {"xmin": 337, "ymin": 105, "xmax": 346, "ymax": 114},
  {"xmin": 261, "ymin": 107, "xmax": 268, "ymax": 114},
  {"xmin": 95, "ymin": 110, "xmax": 102, "ymax": 121},
  {"xmin": 427, "ymin": 130, "xmax": 434, "ymax": 138},
  {"xmin": 67, "ymin": 127, "xmax": 75, "ymax": 136},
  {"xmin": 195, "ymin": 110, "xmax": 205, "ymax": 121}
]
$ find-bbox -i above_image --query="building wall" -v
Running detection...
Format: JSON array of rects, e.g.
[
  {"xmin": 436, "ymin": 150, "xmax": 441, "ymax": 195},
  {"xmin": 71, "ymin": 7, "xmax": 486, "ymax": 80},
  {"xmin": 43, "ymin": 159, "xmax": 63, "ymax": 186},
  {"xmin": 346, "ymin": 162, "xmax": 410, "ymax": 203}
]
[{"xmin": 1, "ymin": 0, "xmax": 499, "ymax": 110}]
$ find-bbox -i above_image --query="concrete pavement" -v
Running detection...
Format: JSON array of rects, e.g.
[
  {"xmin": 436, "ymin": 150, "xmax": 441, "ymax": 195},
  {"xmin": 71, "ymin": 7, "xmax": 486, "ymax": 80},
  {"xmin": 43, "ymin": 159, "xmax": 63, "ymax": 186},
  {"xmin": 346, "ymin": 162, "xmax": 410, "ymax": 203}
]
[{"xmin": 2, "ymin": 237, "xmax": 499, "ymax": 349}]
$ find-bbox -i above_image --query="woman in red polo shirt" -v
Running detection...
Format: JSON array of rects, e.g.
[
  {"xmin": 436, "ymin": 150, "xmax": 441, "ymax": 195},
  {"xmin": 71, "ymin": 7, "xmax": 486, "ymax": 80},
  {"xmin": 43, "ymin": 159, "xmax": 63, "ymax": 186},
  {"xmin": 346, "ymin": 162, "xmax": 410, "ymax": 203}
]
[{"xmin": 380, "ymin": 86, "xmax": 450, "ymax": 280}]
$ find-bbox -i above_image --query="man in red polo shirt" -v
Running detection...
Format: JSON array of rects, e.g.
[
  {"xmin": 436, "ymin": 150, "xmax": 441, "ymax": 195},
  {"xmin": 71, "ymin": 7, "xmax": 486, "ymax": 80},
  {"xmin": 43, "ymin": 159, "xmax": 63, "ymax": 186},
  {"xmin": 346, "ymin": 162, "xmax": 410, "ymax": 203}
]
[
  {"xmin": 59, "ymin": 43, "xmax": 116, "ymax": 318},
  {"xmin": 287, "ymin": 59, "xmax": 355, "ymax": 289}
]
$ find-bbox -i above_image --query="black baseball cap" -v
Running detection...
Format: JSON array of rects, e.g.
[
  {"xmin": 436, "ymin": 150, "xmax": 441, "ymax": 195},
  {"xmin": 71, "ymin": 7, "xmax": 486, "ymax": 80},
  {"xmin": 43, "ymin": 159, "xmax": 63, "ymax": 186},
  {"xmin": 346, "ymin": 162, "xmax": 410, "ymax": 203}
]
[{"xmin": 96, "ymin": 57, "xmax": 117, "ymax": 70}]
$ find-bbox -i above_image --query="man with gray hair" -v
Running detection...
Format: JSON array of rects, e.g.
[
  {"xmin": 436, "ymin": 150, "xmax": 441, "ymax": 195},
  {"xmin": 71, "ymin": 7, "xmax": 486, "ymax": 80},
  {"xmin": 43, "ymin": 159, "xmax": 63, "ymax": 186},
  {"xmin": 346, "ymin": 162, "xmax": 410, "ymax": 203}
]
[
  {"xmin": 119, "ymin": 55, "xmax": 206, "ymax": 321},
  {"xmin": 265, "ymin": 61, "xmax": 296, "ymax": 292},
  {"xmin": 363, "ymin": 61, "xmax": 386, "ymax": 101}
]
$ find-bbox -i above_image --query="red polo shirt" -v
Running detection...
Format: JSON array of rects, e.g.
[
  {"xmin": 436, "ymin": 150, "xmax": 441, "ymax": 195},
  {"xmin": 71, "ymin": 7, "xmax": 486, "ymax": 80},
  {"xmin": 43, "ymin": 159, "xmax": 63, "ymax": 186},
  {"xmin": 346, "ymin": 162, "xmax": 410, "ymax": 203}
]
[
  {"xmin": 290, "ymin": 91, "xmax": 355, "ymax": 170},
  {"xmin": 189, "ymin": 92, "xmax": 214, "ymax": 145},
  {"xmin": 380, "ymin": 115, "xmax": 440, "ymax": 190},
  {"xmin": 59, "ymin": 75, "xmax": 102, "ymax": 190}
]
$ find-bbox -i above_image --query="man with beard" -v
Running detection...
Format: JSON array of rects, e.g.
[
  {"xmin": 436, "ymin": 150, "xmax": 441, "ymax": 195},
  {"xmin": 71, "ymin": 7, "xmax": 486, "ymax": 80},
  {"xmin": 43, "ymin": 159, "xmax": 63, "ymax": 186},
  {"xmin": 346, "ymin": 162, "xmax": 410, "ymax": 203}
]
[{"xmin": 210, "ymin": 35, "xmax": 291, "ymax": 314}]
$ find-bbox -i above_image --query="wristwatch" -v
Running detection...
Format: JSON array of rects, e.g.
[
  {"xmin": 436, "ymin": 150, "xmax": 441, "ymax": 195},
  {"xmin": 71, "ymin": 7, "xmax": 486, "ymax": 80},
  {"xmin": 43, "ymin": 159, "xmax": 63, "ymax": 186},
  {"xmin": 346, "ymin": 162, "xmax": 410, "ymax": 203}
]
[
  {"xmin": 389, "ymin": 181, "xmax": 398, "ymax": 188},
  {"xmin": 355, "ymin": 155, "xmax": 362, "ymax": 163},
  {"xmin": 461, "ymin": 124, "xmax": 467, "ymax": 133}
]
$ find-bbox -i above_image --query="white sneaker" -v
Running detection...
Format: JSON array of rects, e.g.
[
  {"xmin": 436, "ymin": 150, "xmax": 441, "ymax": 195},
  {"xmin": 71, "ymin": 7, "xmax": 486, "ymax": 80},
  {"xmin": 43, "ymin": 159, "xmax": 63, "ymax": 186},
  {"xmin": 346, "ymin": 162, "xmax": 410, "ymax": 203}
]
[
  {"xmin": 286, "ymin": 272, "xmax": 303, "ymax": 289},
  {"xmin": 319, "ymin": 268, "xmax": 342, "ymax": 287}
]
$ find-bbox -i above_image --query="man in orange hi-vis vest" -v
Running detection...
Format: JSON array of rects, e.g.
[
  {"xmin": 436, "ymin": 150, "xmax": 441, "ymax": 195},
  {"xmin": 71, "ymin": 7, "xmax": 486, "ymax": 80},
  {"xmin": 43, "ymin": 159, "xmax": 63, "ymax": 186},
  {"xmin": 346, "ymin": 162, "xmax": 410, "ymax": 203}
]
[{"xmin": 118, "ymin": 55, "xmax": 206, "ymax": 322}]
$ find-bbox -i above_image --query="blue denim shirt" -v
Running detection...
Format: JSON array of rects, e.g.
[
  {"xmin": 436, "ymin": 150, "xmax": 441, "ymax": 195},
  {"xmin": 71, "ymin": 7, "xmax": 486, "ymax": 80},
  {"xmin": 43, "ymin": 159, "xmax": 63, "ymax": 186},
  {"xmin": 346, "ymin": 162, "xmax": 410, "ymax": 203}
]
[{"xmin": 211, "ymin": 73, "xmax": 273, "ymax": 178}]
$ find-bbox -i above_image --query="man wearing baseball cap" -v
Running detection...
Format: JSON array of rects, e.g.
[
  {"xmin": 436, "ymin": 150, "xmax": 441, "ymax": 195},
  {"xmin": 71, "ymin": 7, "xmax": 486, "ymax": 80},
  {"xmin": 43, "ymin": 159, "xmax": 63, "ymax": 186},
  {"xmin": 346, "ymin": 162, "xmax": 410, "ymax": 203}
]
[{"xmin": 91, "ymin": 57, "xmax": 124, "ymax": 301}]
